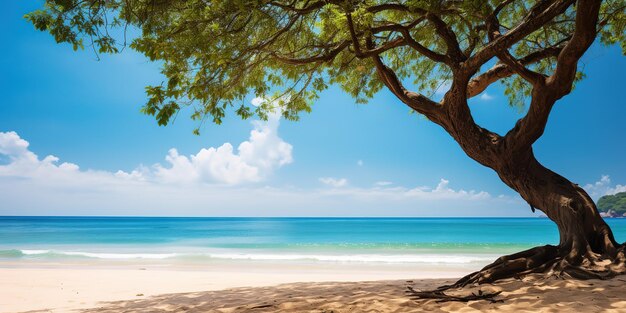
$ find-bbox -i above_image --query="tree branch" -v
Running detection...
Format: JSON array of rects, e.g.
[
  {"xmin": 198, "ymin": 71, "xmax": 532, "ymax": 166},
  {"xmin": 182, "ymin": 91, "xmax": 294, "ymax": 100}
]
[
  {"xmin": 366, "ymin": 3, "xmax": 411, "ymax": 14},
  {"xmin": 485, "ymin": 1, "xmax": 545, "ymax": 85},
  {"xmin": 466, "ymin": 0, "xmax": 575, "ymax": 72},
  {"xmin": 504, "ymin": 0, "xmax": 602, "ymax": 151},
  {"xmin": 503, "ymin": 85, "xmax": 556, "ymax": 152},
  {"xmin": 369, "ymin": 18, "xmax": 451, "ymax": 64},
  {"xmin": 271, "ymin": 41, "xmax": 351, "ymax": 64},
  {"xmin": 254, "ymin": 13, "xmax": 301, "ymax": 51},
  {"xmin": 549, "ymin": 0, "xmax": 602, "ymax": 97},
  {"xmin": 467, "ymin": 46, "xmax": 562, "ymax": 98},
  {"xmin": 365, "ymin": 38, "xmax": 442, "ymax": 122},
  {"xmin": 425, "ymin": 13, "xmax": 465, "ymax": 62},
  {"xmin": 398, "ymin": 27, "xmax": 451, "ymax": 64},
  {"xmin": 266, "ymin": 1, "xmax": 328, "ymax": 14},
  {"xmin": 345, "ymin": 13, "xmax": 415, "ymax": 60},
  {"xmin": 350, "ymin": 3, "xmax": 466, "ymax": 65}
]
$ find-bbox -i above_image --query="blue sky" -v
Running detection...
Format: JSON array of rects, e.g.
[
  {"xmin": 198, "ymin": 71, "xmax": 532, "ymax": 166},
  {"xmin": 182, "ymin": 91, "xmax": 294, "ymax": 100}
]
[{"xmin": 0, "ymin": 2, "xmax": 625, "ymax": 216}]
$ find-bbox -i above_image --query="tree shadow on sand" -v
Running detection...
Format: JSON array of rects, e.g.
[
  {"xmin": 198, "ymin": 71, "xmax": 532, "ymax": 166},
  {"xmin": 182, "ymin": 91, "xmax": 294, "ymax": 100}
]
[{"xmin": 78, "ymin": 275, "xmax": 626, "ymax": 313}]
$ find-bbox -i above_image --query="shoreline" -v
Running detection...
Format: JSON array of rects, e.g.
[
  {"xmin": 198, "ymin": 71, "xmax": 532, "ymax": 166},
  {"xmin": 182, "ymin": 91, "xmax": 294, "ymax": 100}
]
[{"xmin": 3, "ymin": 216, "xmax": 626, "ymax": 312}]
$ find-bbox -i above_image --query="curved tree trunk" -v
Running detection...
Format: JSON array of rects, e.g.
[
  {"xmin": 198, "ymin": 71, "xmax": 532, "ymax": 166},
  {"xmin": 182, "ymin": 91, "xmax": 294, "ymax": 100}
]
[
  {"xmin": 414, "ymin": 69, "xmax": 626, "ymax": 287},
  {"xmin": 451, "ymin": 147, "xmax": 626, "ymax": 286},
  {"xmin": 500, "ymin": 149, "xmax": 618, "ymax": 259}
]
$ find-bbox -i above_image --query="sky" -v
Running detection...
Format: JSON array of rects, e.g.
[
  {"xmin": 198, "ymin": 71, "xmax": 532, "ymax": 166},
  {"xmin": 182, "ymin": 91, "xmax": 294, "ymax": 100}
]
[{"xmin": 0, "ymin": 2, "xmax": 625, "ymax": 217}]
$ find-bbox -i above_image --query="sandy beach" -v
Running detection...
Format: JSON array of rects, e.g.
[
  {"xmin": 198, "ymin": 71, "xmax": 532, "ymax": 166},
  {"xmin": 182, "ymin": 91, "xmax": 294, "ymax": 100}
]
[
  {"xmin": 4, "ymin": 0, "xmax": 626, "ymax": 310},
  {"xmin": 0, "ymin": 264, "xmax": 460, "ymax": 313},
  {"xmin": 85, "ymin": 276, "xmax": 626, "ymax": 313},
  {"xmin": 3, "ymin": 265, "xmax": 626, "ymax": 313}
]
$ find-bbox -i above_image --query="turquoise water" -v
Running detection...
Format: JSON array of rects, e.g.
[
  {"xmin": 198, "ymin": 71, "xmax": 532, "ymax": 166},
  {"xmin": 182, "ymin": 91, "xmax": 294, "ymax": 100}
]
[{"xmin": 1, "ymin": 217, "xmax": 625, "ymax": 265}]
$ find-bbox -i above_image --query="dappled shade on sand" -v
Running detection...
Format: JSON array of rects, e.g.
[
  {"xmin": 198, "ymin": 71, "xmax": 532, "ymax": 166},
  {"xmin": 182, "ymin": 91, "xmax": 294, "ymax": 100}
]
[{"xmin": 83, "ymin": 275, "xmax": 626, "ymax": 313}]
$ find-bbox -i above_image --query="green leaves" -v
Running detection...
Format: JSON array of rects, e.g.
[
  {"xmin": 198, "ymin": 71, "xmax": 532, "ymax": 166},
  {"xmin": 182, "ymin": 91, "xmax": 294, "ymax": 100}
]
[
  {"xmin": 24, "ymin": 10, "xmax": 52, "ymax": 31},
  {"xmin": 599, "ymin": 0, "xmax": 626, "ymax": 55},
  {"xmin": 156, "ymin": 101, "xmax": 180, "ymax": 126},
  {"xmin": 503, "ymin": 76, "xmax": 531, "ymax": 110},
  {"xmin": 94, "ymin": 36, "xmax": 118, "ymax": 54},
  {"xmin": 25, "ymin": 0, "xmax": 626, "ymax": 133},
  {"xmin": 598, "ymin": 192, "xmax": 626, "ymax": 215},
  {"xmin": 235, "ymin": 105, "xmax": 253, "ymax": 120}
]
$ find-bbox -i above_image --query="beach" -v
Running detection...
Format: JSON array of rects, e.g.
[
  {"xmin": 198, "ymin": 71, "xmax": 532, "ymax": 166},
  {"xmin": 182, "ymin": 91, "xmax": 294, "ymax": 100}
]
[
  {"xmin": 3, "ymin": 266, "xmax": 626, "ymax": 312},
  {"xmin": 0, "ymin": 265, "xmax": 456, "ymax": 312},
  {"xmin": 2, "ymin": 217, "xmax": 626, "ymax": 312},
  {"xmin": 5, "ymin": 0, "xmax": 626, "ymax": 310}
]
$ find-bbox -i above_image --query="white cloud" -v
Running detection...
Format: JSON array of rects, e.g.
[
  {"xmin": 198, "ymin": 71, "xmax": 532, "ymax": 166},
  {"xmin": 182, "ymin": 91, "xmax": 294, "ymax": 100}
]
[
  {"xmin": 0, "ymin": 131, "xmax": 84, "ymax": 181},
  {"xmin": 326, "ymin": 178, "xmax": 491, "ymax": 201},
  {"xmin": 251, "ymin": 97, "xmax": 265, "ymax": 107},
  {"xmin": 409, "ymin": 178, "xmax": 491, "ymax": 200},
  {"xmin": 152, "ymin": 110, "xmax": 292, "ymax": 185},
  {"xmin": 479, "ymin": 93, "xmax": 494, "ymax": 100},
  {"xmin": 583, "ymin": 175, "xmax": 626, "ymax": 200},
  {"xmin": 375, "ymin": 181, "xmax": 392, "ymax": 186},
  {"xmin": 0, "ymin": 105, "xmax": 291, "ymax": 186},
  {"xmin": 0, "ymin": 132, "xmax": 526, "ymax": 217},
  {"xmin": 319, "ymin": 177, "xmax": 348, "ymax": 188},
  {"xmin": 0, "ymin": 131, "xmax": 30, "ymax": 156}
]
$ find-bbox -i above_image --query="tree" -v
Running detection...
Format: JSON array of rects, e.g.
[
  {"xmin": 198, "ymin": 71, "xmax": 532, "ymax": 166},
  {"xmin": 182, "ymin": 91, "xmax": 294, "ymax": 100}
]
[{"xmin": 26, "ymin": 0, "xmax": 626, "ymax": 286}]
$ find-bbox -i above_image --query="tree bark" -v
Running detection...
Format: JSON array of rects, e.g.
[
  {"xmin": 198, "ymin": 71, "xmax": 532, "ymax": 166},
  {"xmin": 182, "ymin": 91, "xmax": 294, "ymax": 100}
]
[
  {"xmin": 497, "ymin": 149, "xmax": 618, "ymax": 259},
  {"xmin": 448, "ymin": 145, "xmax": 626, "ymax": 286},
  {"xmin": 423, "ymin": 75, "xmax": 625, "ymax": 285}
]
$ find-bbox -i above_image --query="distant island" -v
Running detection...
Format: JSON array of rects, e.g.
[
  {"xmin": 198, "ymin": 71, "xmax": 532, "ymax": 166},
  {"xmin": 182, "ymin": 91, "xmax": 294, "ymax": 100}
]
[{"xmin": 598, "ymin": 192, "xmax": 626, "ymax": 218}]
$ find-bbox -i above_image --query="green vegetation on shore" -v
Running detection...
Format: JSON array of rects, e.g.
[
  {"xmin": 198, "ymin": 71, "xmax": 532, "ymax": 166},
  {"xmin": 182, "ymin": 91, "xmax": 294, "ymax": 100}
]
[{"xmin": 598, "ymin": 192, "xmax": 626, "ymax": 217}]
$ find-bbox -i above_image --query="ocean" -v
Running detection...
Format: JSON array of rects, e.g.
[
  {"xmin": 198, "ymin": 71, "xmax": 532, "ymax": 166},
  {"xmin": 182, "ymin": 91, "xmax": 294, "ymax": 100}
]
[{"xmin": 1, "ymin": 217, "xmax": 625, "ymax": 269}]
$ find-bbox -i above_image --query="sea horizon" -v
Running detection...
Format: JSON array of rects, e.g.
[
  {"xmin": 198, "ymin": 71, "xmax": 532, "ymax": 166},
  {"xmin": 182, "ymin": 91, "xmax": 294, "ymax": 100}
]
[
  {"xmin": 0, "ymin": 215, "xmax": 553, "ymax": 218},
  {"xmin": 3, "ymin": 216, "xmax": 625, "ymax": 272}
]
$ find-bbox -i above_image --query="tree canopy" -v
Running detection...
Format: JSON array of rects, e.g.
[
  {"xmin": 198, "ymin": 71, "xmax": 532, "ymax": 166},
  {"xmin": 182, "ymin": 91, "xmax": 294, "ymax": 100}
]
[{"xmin": 25, "ymin": 0, "xmax": 626, "ymax": 135}]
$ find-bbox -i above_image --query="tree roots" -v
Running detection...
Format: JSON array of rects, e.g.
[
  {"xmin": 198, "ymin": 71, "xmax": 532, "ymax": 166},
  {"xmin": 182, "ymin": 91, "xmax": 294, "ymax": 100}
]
[
  {"xmin": 405, "ymin": 286, "xmax": 503, "ymax": 303},
  {"xmin": 407, "ymin": 243, "xmax": 626, "ymax": 303},
  {"xmin": 454, "ymin": 244, "xmax": 626, "ymax": 287}
]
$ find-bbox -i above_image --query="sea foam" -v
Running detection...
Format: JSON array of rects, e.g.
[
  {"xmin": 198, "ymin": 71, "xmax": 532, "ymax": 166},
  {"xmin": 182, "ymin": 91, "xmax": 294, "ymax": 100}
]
[{"xmin": 5, "ymin": 249, "xmax": 495, "ymax": 264}]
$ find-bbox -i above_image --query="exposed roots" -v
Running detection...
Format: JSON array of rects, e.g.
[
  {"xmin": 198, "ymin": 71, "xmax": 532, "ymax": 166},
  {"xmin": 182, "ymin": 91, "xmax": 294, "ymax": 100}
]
[
  {"xmin": 451, "ymin": 244, "xmax": 626, "ymax": 288},
  {"xmin": 408, "ymin": 243, "xmax": 626, "ymax": 303},
  {"xmin": 405, "ymin": 286, "xmax": 503, "ymax": 303},
  {"xmin": 446, "ymin": 245, "xmax": 626, "ymax": 288}
]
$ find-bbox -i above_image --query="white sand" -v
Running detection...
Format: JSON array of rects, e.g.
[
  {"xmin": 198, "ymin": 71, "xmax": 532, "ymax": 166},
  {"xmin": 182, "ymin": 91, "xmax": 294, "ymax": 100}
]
[
  {"xmin": 0, "ymin": 264, "xmax": 464, "ymax": 313},
  {"xmin": 4, "ymin": 264, "xmax": 626, "ymax": 313},
  {"xmin": 84, "ymin": 276, "xmax": 626, "ymax": 313}
]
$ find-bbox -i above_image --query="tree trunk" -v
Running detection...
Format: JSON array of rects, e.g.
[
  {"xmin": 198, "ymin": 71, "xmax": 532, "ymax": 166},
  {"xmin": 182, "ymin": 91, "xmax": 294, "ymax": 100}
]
[
  {"xmin": 451, "ymin": 147, "xmax": 626, "ymax": 286},
  {"xmin": 499, "ymin": 149, "xmax": 618, "ymax": 258}
]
